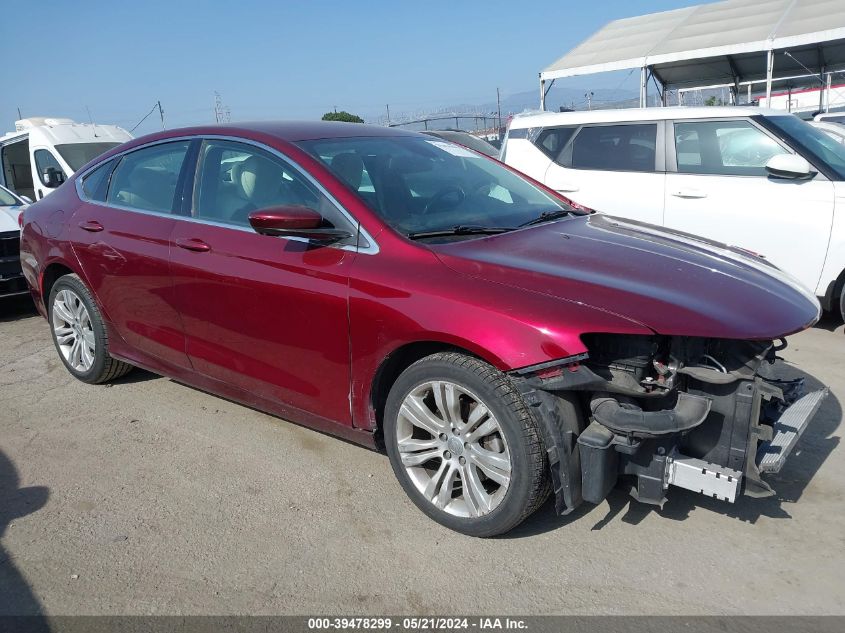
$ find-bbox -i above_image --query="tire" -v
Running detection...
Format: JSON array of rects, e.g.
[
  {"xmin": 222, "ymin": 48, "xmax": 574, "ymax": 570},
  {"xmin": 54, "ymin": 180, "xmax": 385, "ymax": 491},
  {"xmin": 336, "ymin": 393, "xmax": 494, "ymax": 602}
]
[
  {"xmin": 48, "ymin": 274, "xmax": 133, "ymax": 384},
  {"xmin": 840, "ymin": 283, "xmax": 845, "ymax": 323},
  {"xmin": 384, "ymin": 352, "xmax": 549, "ymax": 537}
]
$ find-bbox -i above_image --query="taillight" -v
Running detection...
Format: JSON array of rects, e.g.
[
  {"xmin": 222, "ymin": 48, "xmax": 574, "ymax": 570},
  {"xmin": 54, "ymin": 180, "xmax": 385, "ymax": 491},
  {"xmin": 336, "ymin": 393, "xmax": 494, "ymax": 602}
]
[{"xmin": 18, "ymin": 210, "xmax": 24, "ymax": 229}]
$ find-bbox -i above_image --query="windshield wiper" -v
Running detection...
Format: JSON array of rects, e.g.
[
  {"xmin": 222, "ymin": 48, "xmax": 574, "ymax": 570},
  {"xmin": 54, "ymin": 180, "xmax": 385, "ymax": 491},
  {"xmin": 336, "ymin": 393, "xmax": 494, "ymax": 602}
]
[
  {"xmin": 407, "ymin": 225, "xmax": 515, "ymax": 240},
  {"xmin": 518, "ymin": 209, "xmax": 574, "ymax": 228}
]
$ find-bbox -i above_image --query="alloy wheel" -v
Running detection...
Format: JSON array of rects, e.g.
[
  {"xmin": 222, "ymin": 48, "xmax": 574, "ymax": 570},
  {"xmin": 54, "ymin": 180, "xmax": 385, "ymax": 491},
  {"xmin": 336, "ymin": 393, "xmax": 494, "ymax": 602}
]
[
  {"xmin": 396, "ymin": 380, "xmax": 511, "ymax": 517},
  {"xmin": 52, "ymin": 289, "xmax": 96, "ymax": 372}
]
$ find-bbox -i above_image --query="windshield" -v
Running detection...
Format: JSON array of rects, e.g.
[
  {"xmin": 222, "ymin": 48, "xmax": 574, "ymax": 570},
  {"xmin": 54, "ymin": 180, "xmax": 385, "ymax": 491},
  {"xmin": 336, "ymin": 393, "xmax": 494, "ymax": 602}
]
[
  {"xmin": 0, "ymin": 187, "xmax": 20, "ymax": 206},
  {"xmin": 762, "ymin": 115, "xmax": 845, "ymax": 180},
  {"xmin": 424, "ymin": 131, "xmax": 499, "ymax": 157},
  {"xmin": 55, "ymin": 142, "xmax": 122, "ymax": 172},
  {"xmin": 296, "ymin": 136, "xmax": 577, "ymax": 237}
]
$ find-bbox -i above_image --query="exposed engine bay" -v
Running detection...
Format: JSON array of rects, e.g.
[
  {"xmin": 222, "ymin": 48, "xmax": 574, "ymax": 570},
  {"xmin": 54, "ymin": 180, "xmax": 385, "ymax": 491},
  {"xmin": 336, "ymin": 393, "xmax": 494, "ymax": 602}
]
[{"xmin": 511, "ymin": 334, "xmax": 828, "ymax": 513}]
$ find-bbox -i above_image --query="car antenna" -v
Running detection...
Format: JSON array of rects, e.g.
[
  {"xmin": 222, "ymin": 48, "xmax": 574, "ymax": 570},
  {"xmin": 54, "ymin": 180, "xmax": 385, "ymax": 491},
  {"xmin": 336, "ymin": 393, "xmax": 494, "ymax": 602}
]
[{"xmin": 86, "ymin": 105, "xmax": 99, "ymax": 137}]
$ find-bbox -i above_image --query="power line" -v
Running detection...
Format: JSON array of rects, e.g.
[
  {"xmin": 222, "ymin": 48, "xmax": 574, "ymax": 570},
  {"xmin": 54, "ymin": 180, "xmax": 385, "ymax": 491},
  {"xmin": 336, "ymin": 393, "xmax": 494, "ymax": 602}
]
[{"xmin": 129, "ymin": 103, "xmax": 160, "ymax": 133}]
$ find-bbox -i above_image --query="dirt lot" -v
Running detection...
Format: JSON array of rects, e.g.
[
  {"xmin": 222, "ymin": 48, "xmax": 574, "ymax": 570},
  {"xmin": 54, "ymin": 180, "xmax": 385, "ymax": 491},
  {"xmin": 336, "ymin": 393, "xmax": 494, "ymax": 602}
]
[{"xmin": 1, "ymin": 294, "xmax": 843, "ymax": 615}]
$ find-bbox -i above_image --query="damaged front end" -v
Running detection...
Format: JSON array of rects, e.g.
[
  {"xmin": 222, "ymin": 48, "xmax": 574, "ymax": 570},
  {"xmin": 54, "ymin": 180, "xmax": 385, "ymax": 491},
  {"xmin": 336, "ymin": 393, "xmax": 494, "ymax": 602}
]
[{"xmin": 511, "ymin": 334, "xmax": 828, "ymax": 514}]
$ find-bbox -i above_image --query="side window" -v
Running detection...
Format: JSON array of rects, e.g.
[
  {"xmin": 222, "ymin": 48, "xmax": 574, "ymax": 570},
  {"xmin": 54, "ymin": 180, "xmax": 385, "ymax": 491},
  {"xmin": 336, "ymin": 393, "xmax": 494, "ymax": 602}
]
[
  {"xmin": 34, "ymin": 150, "xmax": 65, "ymax": 186},
  {"xmin": 106, "ymin": 141, "xmax": 190, "ymax": 213},
  {"xmin": 79, "ymin": 159, "xmax": 115, "ymax": 202},
  {"xmin": 533, "ymin": 127, "xmax": 576, "ymax": 161},
  {"xmin": 193, "ymin": 140, "xmax": 352, "ymax": 233},
  {"xmin": 570, "ymin": 124, "xmax": 657, "ymax": 172},
  {"xmin": 674, "ymin": 120, "xmax": 788, "ymax": 176}
]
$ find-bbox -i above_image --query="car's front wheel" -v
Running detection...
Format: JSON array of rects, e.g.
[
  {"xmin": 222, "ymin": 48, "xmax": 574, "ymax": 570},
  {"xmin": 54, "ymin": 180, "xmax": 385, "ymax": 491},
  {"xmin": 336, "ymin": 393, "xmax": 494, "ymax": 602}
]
[
  {"xmin": 48, "ymin": 274, "xmax": 133, "ymax": 384},
  {"xmin": 384, "ymin": 352, "xmax": 549, "ymax": 536}
]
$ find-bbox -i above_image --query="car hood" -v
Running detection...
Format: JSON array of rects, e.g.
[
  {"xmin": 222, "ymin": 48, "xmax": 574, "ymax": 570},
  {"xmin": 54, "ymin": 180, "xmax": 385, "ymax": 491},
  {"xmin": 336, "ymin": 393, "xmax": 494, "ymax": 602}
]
[
  {"xmin": 0, "ymin": 204, "xmax": 24, "ymax": 233},
  {"xmin": 433, "ymin": 214, "xmax": 820, "ymax": 340}
]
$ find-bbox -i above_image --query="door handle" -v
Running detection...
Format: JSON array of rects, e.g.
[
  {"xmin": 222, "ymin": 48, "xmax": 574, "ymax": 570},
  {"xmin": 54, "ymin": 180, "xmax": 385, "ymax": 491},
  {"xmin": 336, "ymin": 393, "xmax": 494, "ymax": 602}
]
[
  {"xmin": 672, "ymin": 188, "xmax": 707, "ymax": 199},
  {"xmin": 175, "ymin": 237, "xmax": 211, "ymax": 252},
  {"xmin": 78, "ymin": 220, "xmax": 104, "ymax": 232}
]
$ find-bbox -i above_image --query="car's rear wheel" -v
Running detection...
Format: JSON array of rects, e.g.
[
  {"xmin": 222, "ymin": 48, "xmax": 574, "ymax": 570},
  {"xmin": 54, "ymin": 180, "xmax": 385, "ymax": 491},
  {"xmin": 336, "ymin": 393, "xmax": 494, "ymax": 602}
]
[
  {"xmin": 384, "ymin": 352, "xmax": 549, "ymax": 536},
  {"xmin": 49, "ymin": 274, "xmax": 132, "ymax": 384}
]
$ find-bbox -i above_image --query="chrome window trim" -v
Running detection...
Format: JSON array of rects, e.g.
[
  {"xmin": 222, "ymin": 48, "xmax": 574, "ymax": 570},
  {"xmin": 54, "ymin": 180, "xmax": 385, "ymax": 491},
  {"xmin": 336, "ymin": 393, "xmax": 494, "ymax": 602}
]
[{"xmin": 75, "ymin": 134, "xmax": 379, "ymax": 255}]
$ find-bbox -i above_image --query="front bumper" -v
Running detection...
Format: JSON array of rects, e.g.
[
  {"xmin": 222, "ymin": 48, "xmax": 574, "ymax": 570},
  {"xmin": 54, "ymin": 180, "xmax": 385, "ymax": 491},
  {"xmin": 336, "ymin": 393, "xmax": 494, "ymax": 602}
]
[{"xmin": 0, "ymin": 231, "xmax": 27, "ymax": 298}]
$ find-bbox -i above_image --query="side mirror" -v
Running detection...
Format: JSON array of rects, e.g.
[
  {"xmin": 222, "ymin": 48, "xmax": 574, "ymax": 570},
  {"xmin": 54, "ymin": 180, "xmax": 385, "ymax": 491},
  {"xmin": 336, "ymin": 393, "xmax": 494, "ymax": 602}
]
[
  {"xmin": 42, "ymin": 166, "xmax": 66, "ymax": 188},
  {"xmin": 765, "ymin": 154, "xmax": 814, "ymax": 179},
  {"xmin": 248, "ymin": 206, "xmax": 353, "ymax": 243}
]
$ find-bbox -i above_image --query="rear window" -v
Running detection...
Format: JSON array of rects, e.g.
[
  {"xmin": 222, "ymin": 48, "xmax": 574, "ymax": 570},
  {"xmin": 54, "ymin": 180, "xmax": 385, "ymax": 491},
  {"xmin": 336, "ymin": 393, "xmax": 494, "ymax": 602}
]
[
  {"xmin": 79, "ymin": 160, "xmax": 116, "ymax": 202},
  {"xmin": 0, "ymin": 187, "xmax": 19, "ymax": 206},
  {"xmin": 106, "ymin": 142, "xmax": 190, "ymax": 213},
  {"xmin": 570, "ymin": 124, "xmax": 657, "ymax": 172},
  {"xmin": 533, "ymin": 127, "xmax": 576, "ymax": 161}
]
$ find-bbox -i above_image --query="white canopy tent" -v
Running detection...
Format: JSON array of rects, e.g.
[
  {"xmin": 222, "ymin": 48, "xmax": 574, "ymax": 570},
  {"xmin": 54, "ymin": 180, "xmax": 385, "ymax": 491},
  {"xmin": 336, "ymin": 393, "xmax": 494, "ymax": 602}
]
[{"xmin": 540, "ymin": 0, "xmax": 845, "ymax": 110}]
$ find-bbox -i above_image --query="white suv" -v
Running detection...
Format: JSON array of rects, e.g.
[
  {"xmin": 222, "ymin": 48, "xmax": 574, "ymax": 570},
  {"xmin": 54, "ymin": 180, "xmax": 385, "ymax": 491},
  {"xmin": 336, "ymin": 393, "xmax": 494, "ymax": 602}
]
[{"xmin": 501, "ymin": 106, "xmax": 845, "ymax": 319}]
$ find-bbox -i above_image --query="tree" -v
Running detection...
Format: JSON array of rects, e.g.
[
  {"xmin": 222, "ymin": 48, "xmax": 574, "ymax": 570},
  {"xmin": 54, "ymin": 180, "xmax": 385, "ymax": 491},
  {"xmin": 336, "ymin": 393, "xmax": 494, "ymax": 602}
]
[
  {"xmin": 704, "ymin": 96, "xmax": 717, "ymax": 106},
  {"xmin": 322, "ymin": 111, "xmax": 364, "ymax": 123}
]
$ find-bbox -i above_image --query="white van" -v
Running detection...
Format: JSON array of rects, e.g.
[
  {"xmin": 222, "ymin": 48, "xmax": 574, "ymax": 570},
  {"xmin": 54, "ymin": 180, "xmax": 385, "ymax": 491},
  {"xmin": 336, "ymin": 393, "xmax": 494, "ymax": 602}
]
[
  {"xmin": 0, "ymin": 117, "xmax": 132, "ymax": 202},
  {"xmin": 501, "ymin": 106, "xmax": 845, "ymax": 319}
]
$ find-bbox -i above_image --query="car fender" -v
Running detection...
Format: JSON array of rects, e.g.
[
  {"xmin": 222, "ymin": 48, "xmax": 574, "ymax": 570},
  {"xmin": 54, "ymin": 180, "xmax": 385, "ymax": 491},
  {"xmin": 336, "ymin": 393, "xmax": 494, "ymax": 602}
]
[{"xmin": 348, "ymin": 249, "xmax": 653, "ymax": 430}]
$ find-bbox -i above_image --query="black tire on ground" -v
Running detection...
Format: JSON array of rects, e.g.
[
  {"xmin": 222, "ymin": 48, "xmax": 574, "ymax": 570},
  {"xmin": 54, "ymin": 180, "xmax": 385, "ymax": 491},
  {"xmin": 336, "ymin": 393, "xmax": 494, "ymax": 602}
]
[
  {"xmin": 840, "ymin": 283, "xmax": 845, "ymax": 323},
  {"xmin": 384, "ymin": 352, "xmax": 549, "ymax": 537},
  {"xmin": 48, "ymin": 274, "xmax": 133, "ymax": 384}
]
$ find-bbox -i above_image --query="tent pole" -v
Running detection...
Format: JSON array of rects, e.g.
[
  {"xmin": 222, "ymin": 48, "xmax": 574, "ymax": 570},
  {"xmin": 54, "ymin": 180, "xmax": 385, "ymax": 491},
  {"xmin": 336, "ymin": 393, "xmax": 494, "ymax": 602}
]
[
  {"xmin": 825, "ymin": 73, "xmax": 832, "ymax": 112},
  {"xmin": 765, "ymin": 49, "xmax": 774, "ymax": 106},
  {"xmin": 640, "ymin": 66, "xmax": 648, "ymax": 107},
  {"xmin": 540, "ymin": 78, "xmax": 546, "ymax": 111},
  {"xmin": 819, "ymin": 64, "xmax": 826, "ymax": 113}
]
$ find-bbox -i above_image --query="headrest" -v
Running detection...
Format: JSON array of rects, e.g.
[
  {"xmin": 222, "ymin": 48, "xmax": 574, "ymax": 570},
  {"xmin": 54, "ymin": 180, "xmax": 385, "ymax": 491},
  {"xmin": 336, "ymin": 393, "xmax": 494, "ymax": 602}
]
[{"xmin": 236, "ymin": 155, "xmax": 282, "ymax": 203}]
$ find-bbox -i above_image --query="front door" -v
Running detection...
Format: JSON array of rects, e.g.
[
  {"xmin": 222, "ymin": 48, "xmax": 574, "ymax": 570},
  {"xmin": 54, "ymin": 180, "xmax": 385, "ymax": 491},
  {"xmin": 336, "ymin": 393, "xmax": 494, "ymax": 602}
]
[
  {"xmin": 70, "ymin": 140, "xmax": 192, "ymax": 368},
  {"xmin": 31, "ymin": 147, "xmax": 66, "ymax": 200},
  {"xmin": 169, "ymin": 139, "xmax": 357, "ymax": 424},
  {"xmin": 664, "ymin": 118, "xmax": 834, "ymax": 292}
]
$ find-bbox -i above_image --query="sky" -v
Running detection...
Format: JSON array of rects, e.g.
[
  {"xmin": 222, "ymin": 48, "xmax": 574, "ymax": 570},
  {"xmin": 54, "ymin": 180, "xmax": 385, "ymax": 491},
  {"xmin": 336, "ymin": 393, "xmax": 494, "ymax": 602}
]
[{"xmin": 1, "ymin": 0, "xmax": 704, "ymax": 137}]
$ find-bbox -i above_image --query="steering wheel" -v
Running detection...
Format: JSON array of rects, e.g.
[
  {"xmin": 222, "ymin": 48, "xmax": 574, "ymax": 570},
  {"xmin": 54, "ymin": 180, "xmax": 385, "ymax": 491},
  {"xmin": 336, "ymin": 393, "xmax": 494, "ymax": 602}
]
[{"xmin": 423, "ymin": 185, "xmax": 466, "ymax": 215}]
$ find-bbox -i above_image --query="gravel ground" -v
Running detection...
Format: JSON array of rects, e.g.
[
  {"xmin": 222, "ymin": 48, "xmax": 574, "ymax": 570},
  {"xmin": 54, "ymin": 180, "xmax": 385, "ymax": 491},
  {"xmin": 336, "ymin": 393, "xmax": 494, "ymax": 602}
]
[{"xmin": 1, "ymin": 294, "xmax": 843, "ymax": 615}]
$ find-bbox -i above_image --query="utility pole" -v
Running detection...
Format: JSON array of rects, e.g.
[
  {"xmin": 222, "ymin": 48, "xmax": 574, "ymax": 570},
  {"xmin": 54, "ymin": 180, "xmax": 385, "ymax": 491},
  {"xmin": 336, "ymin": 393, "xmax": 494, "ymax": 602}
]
[
  {"xmin": 496, "ymin": 87, "xmax": 502, "ymax": 136},
  {"xmin": 214, "ymin": 92, "xmax": 223, "ymax": 123},
  {"xmin": 157, "ymin": 101, "xmax": 165, "ymax": 130},
  {"xmin": 585, "ymin": 91, "xmax": 594, "ymax": 110},
  {"xmin": 386, "ymin": 104, "xmax": 390, "ymax": 126}
]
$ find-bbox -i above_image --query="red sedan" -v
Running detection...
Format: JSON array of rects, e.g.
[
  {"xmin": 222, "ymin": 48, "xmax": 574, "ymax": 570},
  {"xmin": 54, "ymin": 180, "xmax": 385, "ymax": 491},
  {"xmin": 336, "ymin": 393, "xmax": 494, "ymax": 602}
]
[{"xmin": 20, "ymin": 122, "xmax": 825, "ymax": 535}]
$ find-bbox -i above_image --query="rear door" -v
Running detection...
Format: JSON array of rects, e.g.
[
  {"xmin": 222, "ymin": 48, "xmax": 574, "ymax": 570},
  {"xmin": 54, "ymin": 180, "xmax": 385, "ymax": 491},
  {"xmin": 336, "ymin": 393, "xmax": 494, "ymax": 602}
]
[
  {"xmin": 663, "ymin": 118, "xmax": 834, "ymax": 292},
  {"xmin": 542, "ymin": 121, "xmax": 666, "ymax": 225},
  {"xmin": 70, "ymin": 140, "xmax": 193, "ymax": 368},
  {"xmin": 168, "ymin": 138, "xmax": 357, "ymax": 424}
]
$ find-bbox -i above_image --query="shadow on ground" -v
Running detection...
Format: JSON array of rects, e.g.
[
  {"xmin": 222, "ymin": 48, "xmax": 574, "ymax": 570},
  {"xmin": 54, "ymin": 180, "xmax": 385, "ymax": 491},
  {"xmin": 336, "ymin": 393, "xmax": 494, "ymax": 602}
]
[
  {"xmin": 509, "ymin": 362, "xmax": 841, "ymax": 538},
  {"xmin": 813, "ymin": 312, "xmax": 843, "ymax": 333},
  {"xmin": 0, "ymin": 295, "xmax": 38, "ymax": 323},
  {"xmin": 0, "ymin": 448, "xmax": 49, "ymax": 626}
]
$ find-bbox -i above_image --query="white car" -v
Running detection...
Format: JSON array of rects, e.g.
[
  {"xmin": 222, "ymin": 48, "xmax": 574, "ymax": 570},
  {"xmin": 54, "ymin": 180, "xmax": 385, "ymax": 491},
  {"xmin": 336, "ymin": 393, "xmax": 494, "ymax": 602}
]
[
  {"xmin": 501, "ymin": 106, "xmax": 845, "ymax": 319},
  {"xmin": 0, "ymin": 184, "xmax": 29, "ymax": 297},
  {"xmin": 809, "ymin": 120, "xmax": 845, "ymax": 145}
]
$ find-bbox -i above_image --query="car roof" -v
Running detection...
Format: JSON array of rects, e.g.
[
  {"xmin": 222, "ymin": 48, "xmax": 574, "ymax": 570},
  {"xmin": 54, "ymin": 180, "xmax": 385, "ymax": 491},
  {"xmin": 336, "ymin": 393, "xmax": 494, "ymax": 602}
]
[
  {"xmin": 132, "ymin": 121, "xmax": 420, "ymax": 144},
  {"xmin": 507, "ymin": 106, "xmax": 788, "ymax": 129}
]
